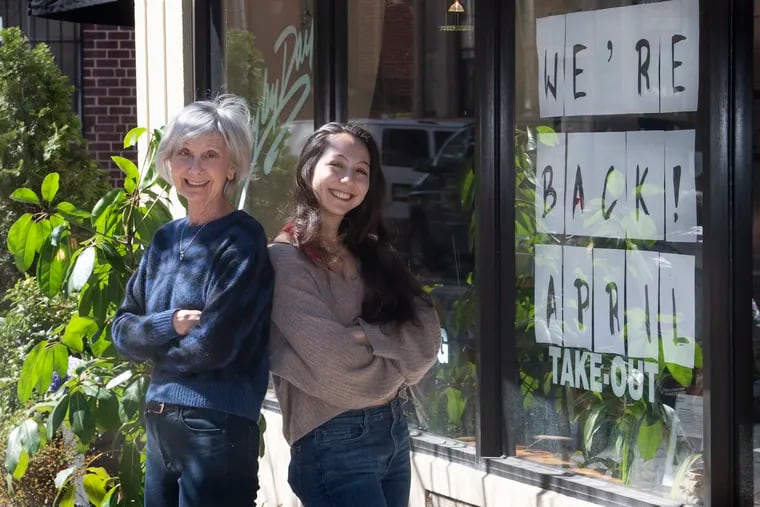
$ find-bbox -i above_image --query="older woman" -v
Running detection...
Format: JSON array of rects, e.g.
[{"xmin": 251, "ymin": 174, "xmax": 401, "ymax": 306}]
[{"xmin": 112, "ymin": 94, "xmax": 273, "ymax": 507}]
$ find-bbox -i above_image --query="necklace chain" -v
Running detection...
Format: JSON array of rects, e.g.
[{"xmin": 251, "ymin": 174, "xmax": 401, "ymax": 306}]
[{"xmin": 179, "ymin": 221, "xmax": 207, "ymax": 261}]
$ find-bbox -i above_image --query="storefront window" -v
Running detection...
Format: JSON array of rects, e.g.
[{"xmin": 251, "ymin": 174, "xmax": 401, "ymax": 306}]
[
  {"xmin": 513, "ymin": 0, "xmax": 704, "ymax": 502},
  {"xmin": 347, "ymin": 0, "xmax": 477, "ymax": 444},
  {"xmin": 221, "ymin": 0, "xmax": 315, "ymax": 236}
]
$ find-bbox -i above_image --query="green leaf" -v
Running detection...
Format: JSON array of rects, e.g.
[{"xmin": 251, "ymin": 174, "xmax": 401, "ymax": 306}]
[
  {"xmin": 68, "ymin": 391, "xmax": 95, "ymax": 443},
  {"xmin": 69, "ymin": 245, "xmax": 96, "ymax": 292},
  {"xmin": 17, "ymin": 341, "xmax": 46, "ymax": 403},
  {"xmin": 536, "ymin": 126, "xmax": 559, "ymax": 146},
  {"xmin": 4, "ymin": 423, "xmax": 28, "ymax": 477},
  {"xmin": 93, "ymin": 388, "xmax": 121, "ymax": 431},
  {"xmin": 41, "ymin": 172, "xmax": 60, "ymax": 203},
  {"xmin": 96, "ymin": 241, "xmax": 127, "ymax": 274},
  {"xmin": 4, "ymin": 420, "xmax": 39, "ymax": 477},
  {"xmin": 112, "ymin": 155, "xmax": 140, "ymax": 193},
  {"xmin": 17, "ymin": 418, "xmax": 42, "ymax": 459},
  {"xmin": 123, "ymin": 126, "xmax": 147, "ymax": 149},
  {"xmin": 62, "ymin": 315, "xmax": 98, "ymax": 353},
  {"xmin": 47, "ymin": 394, "xmax": 70, "ymax": 440},
  {"xmin": 83, "ymin": 466, "xmax": 110, "ymax": 505},
  {"xmin": 121, "ymin": 376, "xmax": 146, "ymax": 420},
  {"xmin": 37, "ymin": 225, "xmax": 70, "ymax": 297},
  {"xmin": 105, "ymin": 369, "xmax": 133, "ymax": 389},
  {"xmin": 119, "ymin": 441, "xmax": 142, "ymax": 502},
  {"xmin": 666, "ymin": 362, "xmax": 693, "ymax": 387},
  {"xmin": 637, "ymin": 418, "xmax": 663, "ymax": 460},
  {"xmin": 54, "ymin": 465, "xmax": 75, "ymax": 490},
  {"xmin": 101, "ymin": 486, "xmax": 119, "ymax": 507},
  {"xmin": 9, "ymin": 187, "xmax": 40, "ymax": 205},
  {"xmin": 443, "ymin": 387, "xmax": 465, "ymax": 426},
  {"xmin": 49, "ymin": 345, "xmax": 68, "ymax": 381},
  {"xmin": 91, "ymin": 188, "xmax": 124, "ymax": 226},
  {"xmin": 582, "ymin": 405, "xmax": 605, "ymax": 453},
  {"xmin": 136, "ymin": 199, "xmax": 173, "ymax": 241},
  {"xmin": 7, "ymin": 213, "xmax": 35, "ymax": 271},
  {"xmin": 55, "ymin": 201, "xmax": 91, "ymax": 220},
  {"xmin": 57, "ymin": 483, "xmax": 76, "ymax": 507},
  {"xmin": 460, "ymin": 169, "xmax": 474, "ymax": 210},
  {"xmin": 694, "ymin": 343, "xmax": 704, "ymax": 368}
]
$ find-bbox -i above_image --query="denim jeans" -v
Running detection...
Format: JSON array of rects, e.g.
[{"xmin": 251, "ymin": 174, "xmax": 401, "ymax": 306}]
[
  {"xmin": 143, "ymin": 403, "xmax": 259, "ymax": 507},
  {"xmin": 288, "ymin": 397, "xmax": 411, "ymax": 507}
]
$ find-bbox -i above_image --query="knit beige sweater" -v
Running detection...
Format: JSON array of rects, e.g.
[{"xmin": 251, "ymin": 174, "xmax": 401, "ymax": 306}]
[{"xmin": 268, "ymin": 243, "xmax": 442, "ymax": 445}]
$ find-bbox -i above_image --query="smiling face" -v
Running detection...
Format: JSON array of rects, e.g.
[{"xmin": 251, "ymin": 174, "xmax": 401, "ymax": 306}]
[
  {"xmin": 310, "ymin": 132, "xmax": 371, "ymax": 229},
  {"xmin": 170, "ymin": 132, "xmax": 234, "ymax": 208}
]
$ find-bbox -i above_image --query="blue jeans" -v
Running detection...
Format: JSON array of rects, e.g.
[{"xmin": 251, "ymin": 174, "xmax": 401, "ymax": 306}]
[
  {"xmin": 288, "ymin": 397, "xmax": 411, "ymax": 507},
  {"xmin": 144, "ymin": 403, "xmax": 259, "ymax": 507}
]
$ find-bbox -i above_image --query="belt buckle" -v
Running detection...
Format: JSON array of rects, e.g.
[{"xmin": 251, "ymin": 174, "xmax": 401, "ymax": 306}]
[{"xmin": 147, "ymin": 402, "xmax": 166, "ymax": 415}]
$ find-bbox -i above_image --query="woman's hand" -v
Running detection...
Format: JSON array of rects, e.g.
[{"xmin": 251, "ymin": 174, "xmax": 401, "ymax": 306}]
[
  {"xmin": 352, "ymin": 328, "xmax": 370, "ymax": 347},
  {"xmin": 173, "ymin": 309, "xmax": 202, "ymax": 336}
]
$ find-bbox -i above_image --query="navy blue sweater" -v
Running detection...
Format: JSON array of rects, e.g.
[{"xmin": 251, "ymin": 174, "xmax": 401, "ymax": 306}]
[{"xmin": 112, "ymin": 210, "xmax": 273, "ymax": 421}]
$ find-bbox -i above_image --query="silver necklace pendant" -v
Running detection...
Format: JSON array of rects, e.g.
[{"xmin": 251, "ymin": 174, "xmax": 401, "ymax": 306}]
[{"xmin": 179, "ymin": 221, "xmax": 207, "ymax": 261}]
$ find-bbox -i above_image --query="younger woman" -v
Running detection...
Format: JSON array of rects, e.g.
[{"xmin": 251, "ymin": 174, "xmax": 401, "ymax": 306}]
[{"xmin": 269, "ymin": 122, "xmax": 442, "ymax": 506}]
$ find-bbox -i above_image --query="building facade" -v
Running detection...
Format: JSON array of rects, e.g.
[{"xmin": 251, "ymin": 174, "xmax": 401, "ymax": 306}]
[
  {"xmin": 79, "ymin": 0, "xmax": 758, "ymax": 505},
  {"xmin": 5, "ymin": 0, "xmax": 138, "ymax": 183}
]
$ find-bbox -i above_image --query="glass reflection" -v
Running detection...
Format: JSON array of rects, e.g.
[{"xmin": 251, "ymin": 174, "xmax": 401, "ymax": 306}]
[
  {"xmin": 348, "ymin": 0, "xmax": 478, "ymax": 443},
  {"xmin": 221, "ymin": 0, "xmax": 315, "ymax": 237}
]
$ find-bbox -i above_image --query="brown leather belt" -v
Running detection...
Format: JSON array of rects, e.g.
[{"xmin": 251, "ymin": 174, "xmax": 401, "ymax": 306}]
[{"xmin": 145, "ymin": 400, "xmax": 182, "ymax": 415}]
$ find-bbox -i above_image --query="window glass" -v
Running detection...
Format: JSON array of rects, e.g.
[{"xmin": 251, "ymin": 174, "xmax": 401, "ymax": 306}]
[
  {"xmin": 513, "ymin": 0, "xmax": 705, "ymax": 502},
  {"xmin": 348, "ymin": 0, "xmax": 477, "ymax": 444},
  {"xmin": 381, "ymin": 129, "xmax": 429, "ymax": 167},
  {"xmin": 221, "ymin": 0, "xmax": 315, "ymax": 237}
]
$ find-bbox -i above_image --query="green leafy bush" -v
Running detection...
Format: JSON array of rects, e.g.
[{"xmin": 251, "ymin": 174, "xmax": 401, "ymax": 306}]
[
  {"xmin": 0, "ymin": 277, "xmax": 76, "ymax": 421},
  {"xmin": 0, "ymin": 27, "xmax": 109, "ymax": 298},
  {"xmin": 3, "ymin": 127, "xmax": 171, "ymax": 506},
  {"xmin": 0, "ymin": 278, "xmax": 77, "ymax": 506}
]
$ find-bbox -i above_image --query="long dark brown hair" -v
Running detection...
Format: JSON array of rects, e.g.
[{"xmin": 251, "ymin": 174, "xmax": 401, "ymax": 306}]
[{"xmin": 286, "ymin": 122, "xmax": 430, "ymax": 327}]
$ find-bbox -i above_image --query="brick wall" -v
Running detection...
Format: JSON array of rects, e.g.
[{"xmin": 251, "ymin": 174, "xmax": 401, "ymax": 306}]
[{"xmin": 81, "ymin": 24, "xmax": 137, "ymax": 185}]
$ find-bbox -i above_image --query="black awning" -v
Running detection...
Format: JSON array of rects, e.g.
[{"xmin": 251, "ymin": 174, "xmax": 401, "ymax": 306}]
[{"xmin": 29, "ymin": 0, "xmax": 134, "ymax": 26}]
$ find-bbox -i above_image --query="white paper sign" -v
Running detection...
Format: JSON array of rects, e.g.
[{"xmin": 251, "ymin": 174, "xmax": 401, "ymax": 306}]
[
  {"xmin": 588, "ymin": 132, "xmax": 627, "ymax": 238},
  {"xmin": 536, "ymin": 133, "xmax": 566, "ymax": 234},
  {"xmin": 664, "ymin": 130, "xmax": 698, "ymax": 242},
  {"xmin": 563, "ymin": 245, "xmax": 593, "ymax": 349},
  {"xmin": 626, "ymin": 131, "xmax": 665, "ymax": 240},
  {"xmin": 620, "ymin": 2, "xmax": 661, "ymax": 114},
  {"xmin": 675, "ymin": 393, "xmax": 703, "ymax": 440},
  {"xmin": 564, "ymin": 11, "xmax": 596, "ymax": 117},
  {"xmin": 565, "ymin": 133, "xmax": 594, "ymax": 237},
  {"xmin": 593, "ymin": 248, "xmax": 626, "ymax": 355},
  {"xmin": 626, "ymin": 249, "xmax": 660, "ymax": 360},
  {"xmin": 660, "ymin": 0, "xmax": 700, "ymax": 113},
  {"xmin": 660, "ymin": 253, "xmax": 696, "ymax": 368},
  {"xmin": 536, "ymin": 0, "xmax": 699, "ymax": 117},
  {"xmin": 594, "ymin": 7, "xmax": 626, "ymax": 115},
  {"xmin": 534, "ymin": 244, "xmax": 563, "ymax": 345},
  {"xmin": 536, "ymin": 15, "xmax": 566, "ymax": 118},
  {"xmin": 535, "ymin": 129, "xmax": 697, "ymax": 242}
]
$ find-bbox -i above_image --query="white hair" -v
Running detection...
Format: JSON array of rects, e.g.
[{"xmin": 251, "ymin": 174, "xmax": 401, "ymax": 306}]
[{"xmin": 155, "ymin": 94, "xmax": 253, "ymax": 202}]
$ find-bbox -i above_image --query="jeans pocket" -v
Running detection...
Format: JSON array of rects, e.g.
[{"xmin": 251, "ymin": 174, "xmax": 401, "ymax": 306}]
[
  {"xmin": 179, "ymin": 406, "xmax": 226, "ymax": 433},
  {"xmin": 315, "ymin": 420, "xmax": 367, "ymax": 447}
]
